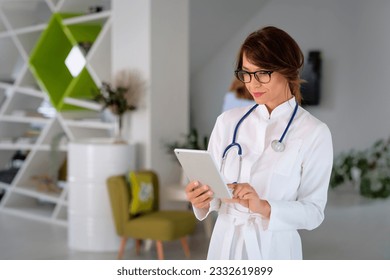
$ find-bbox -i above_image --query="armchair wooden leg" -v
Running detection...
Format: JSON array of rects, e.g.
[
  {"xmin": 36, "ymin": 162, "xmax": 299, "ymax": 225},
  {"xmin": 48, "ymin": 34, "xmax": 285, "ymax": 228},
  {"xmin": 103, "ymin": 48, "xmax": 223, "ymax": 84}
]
[
  {"xmin": 118, "ymin": 237, "xmax": 128, "ymax": 259},
  {"xmin": 156, "ymin": 240, "xmax": 164, "ymax": 260},
  {"xmin": 180, "ymin": 237, "xmax": 190, "ymax": 258},
  {"xmin": 135, "ymin": 239, "xmax": 142, "ymax": 255}
]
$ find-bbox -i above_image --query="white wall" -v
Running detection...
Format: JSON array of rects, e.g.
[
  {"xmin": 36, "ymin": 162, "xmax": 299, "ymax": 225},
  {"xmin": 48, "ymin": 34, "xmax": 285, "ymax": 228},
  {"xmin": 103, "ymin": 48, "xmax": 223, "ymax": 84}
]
[
  {"xmin": 112, "ymin": 0, "xmax": 151, "ymax": 168},
  {"xmin": 191, "ymin": 0, "xmax": 390, "ymax": 155},
  {"xmin": 112, "ymin": 0, "xmax": 189, "ymax": 208},
  {"xmin": 150, "ymin": 0, "xmax": 190, "ymax": 204}
]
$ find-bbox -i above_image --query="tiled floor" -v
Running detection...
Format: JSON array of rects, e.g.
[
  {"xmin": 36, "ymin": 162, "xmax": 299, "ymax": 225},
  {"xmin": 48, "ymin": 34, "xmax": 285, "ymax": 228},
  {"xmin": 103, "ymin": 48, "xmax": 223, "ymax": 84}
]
[{"xmin": 1, "ymin": 188, "xmax": 389, "ymax": 260}]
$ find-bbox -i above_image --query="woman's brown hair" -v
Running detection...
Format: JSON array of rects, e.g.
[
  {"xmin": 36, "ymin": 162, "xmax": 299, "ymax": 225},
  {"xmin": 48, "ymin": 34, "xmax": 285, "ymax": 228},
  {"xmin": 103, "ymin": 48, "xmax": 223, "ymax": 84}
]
[{"xmin": 236, "ymin": 26, "xmax": 304, "ymax": 104}]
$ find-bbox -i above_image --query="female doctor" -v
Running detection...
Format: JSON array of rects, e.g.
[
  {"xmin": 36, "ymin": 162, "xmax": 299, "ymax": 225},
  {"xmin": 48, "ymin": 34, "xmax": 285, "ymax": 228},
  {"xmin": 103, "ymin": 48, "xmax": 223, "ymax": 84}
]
[{"xmin": 185, "ymin": 26, "xmax": 333, "ymax": 260}]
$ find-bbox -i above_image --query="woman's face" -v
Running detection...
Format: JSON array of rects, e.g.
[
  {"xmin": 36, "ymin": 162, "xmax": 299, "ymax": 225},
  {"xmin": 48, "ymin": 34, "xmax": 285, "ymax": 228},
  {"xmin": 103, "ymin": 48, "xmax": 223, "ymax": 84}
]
[{"xmin": 242, "ymin": 53, "xmax": 292, "ymax": 112}]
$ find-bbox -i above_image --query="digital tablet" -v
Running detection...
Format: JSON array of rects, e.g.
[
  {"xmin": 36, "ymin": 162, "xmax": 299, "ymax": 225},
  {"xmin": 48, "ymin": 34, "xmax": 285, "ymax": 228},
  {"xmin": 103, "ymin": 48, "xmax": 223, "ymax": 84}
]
[{"xmin": 174, "ymin": 148, "xmax": 232, "ymax": 199}]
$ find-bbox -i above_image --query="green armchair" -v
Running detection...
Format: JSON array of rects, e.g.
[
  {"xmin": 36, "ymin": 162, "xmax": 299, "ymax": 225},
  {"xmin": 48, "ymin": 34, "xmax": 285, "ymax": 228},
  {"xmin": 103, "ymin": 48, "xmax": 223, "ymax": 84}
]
[{"xmin": 106, "ymin": 170, "xmax": 197, "ymax": 260}]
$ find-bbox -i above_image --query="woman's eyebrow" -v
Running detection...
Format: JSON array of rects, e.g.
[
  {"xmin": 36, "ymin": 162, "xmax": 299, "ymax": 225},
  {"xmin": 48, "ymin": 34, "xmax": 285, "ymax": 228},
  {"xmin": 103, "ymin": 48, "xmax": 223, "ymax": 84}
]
[
  {"xmin": 241, "ymin": 65, "xmax": 254, "ymax": 71},
  {"xmin": 241, "ymin": 66, "xmax": 265, "ymax": 71}
]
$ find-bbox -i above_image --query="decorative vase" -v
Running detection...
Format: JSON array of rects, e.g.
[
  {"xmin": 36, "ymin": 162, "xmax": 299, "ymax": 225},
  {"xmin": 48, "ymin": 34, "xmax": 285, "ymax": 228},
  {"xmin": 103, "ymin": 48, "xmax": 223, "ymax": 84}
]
[{"xmin": 113, "ymin": 114, "xmax": 127, "ymax": 143}]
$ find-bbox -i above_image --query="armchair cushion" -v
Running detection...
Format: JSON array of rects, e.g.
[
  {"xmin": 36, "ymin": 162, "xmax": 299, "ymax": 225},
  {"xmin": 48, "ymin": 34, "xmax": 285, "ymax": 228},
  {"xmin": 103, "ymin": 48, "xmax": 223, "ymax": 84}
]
[
  {"xmin": 128, "ymin": 171, "xmax": 154, "ymax": 215},
  {"xmin": 124, "ymin": 210, "xmax": 197, "ymax": 241}
]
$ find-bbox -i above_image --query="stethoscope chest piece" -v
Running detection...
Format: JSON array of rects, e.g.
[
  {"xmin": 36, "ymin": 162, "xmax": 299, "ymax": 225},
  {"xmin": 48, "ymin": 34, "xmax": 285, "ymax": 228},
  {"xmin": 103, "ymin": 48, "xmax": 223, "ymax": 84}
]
[{"xmin": 271, "ymin": 140, "xmax": 285, "ymax": 152}]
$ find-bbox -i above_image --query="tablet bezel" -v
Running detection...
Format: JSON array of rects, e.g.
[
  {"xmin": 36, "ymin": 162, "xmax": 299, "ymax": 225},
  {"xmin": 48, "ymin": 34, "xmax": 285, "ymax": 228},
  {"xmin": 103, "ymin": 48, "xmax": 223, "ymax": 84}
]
[{"xmin": 174, "ymin": 148, "xmax": 232, "ymax": 199}]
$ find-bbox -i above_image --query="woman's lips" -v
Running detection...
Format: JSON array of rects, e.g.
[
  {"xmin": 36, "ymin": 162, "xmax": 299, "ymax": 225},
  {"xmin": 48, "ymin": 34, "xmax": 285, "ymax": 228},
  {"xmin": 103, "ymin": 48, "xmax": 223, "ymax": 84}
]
[{"xmin": 252, "ymin": 92, "xmax": 264, "ymax": 98}]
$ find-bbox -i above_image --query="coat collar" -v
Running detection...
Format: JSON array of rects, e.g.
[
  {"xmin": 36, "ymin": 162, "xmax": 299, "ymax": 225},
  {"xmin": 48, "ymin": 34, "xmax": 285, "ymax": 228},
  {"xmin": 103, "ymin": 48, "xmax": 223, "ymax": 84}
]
[{"xmin": 257, "ymin": 97, "xmax": 297, "ymax": 120}]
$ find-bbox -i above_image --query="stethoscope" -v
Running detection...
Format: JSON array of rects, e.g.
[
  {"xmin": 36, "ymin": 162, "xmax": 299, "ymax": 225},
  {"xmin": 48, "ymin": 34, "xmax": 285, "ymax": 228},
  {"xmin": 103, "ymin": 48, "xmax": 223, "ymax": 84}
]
[{"xmin": 219, "ymin": 102, "xmax": 299, "ymax": 183}]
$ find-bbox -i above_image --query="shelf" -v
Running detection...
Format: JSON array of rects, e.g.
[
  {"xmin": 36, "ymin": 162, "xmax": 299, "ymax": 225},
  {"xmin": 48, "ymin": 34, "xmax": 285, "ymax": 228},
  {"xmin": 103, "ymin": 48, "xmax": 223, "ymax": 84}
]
[
  {"xmin": 13, "ymin": 149, "xmax": 67, "ymax": 188},
  {"xmin": 1, "ymin": 202, "xmax": 54, "ymax": 220},
  {"xmin": 62, "ymin": 10, "xmax": 111, "ymax": 25},
  {"xmin": 17, "ymin": 66, "xmax": 41, "ymax": 90},
  {"xmin": 0, "ymin": 82, "xmax": 13, "ymax": 90},
  {"xmin": 2, "ymin": 206, "xmax": 68, "ymax": 226},
  {"xmin": 0, "ymin": 181, "xmax": 9, "ymax": 190},
  {"xmin": 0, "ymin": 0, "xmax": 52, "ymax": 31},
  {"xmin": 0, "ymin": 121, "xmax": 43, "ymax": 146},
  {"xmin": 2, "ymin": 191, "xmax": 56, "ymax": 217},
  {"xmin": 0, "ymin": 88, "xmax": 7, "ymax": 111},
  {"xmin": 0, "ymin": 142, "xmax": 66, "ymax": 152},
  {"xmin": 29, "ymin": 13, "xmax": 103, "ymax": 111},
  {"xmin": 0, "ymin": 10, "xmax": 7, "ymax": 33},
  {"xmin": 0, "ymin": 143, "xmax": 35, "ymax": 151},
  {"xmin": 0, "ymin": 36, "xmax": 23, "ymax": 85},
  {"xmin": 67, "ymin": 126, "xmax": 112, "ymax": 139},
  {"xmin": 0, "ymin": 31, "xmax": 12, "ymax": 39},
  {"xmin": 0, "ymin": 0, "xmax": 113, "ymax": 227},
  {"xmin": 12, "ymin": 186, "xmax": 62, "ymax": 203},
  {"xmin": 15, "ymin": 28, "xmax": 45, "ymax": 57},
  {"xmin": 64, "ymin": 119, "xmax": 114, "ymax": 129},
  {"xmin": 57, "ymin": 0, "xmax": 111, "ymax": 15},
  {"xmin": 35, "ymin": 145, "xmax": 67, "ymax": 152},
  {"xmin": 57, "ymin": 110, "xmax": 114, "ymax": 139},
  {"xmin": 13, "ymin": 23, "xmax": 48, "ymax": 35},
  {"xmin": 0, "ymin": 150, "xmax": 21, "ymax": 171},
  {"xmin": 2, "ymin": 89, "xmax": 46, "ymax": 118},
  {"xmin": 63, "ymin": 97, "xmax": 101, "ymax": 111},
  {"xmin": 53, "ymin": 204, "xmax": 68, "ymax": 222},
  {"xmin": 87, "ymin": 18, "xmax": 111, "ymax": 82},
  {"xmin": 59, "ymin": 200, "xmax": 68, "ymax": 207},
  {"xmin": 13, "ymin": 87, "xmax": 46, "ymax": 98},
  {"xmin": 0, "ymin": 115, "xmax": 50, "ymax": 125},
  {"xmin": 38, "ymin": 118, "xmax": 68, "ymax": 146}
]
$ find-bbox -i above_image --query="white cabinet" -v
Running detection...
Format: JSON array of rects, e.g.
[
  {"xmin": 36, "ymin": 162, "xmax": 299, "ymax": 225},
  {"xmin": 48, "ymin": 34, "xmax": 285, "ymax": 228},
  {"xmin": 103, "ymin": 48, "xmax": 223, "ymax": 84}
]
[
  {"xmin": 0, "ymin": 0, "xmax": 114, "ymax": 226},
  {"xmin": 68, "ymin": 139, "xmax": 136, "ymax": 251}
]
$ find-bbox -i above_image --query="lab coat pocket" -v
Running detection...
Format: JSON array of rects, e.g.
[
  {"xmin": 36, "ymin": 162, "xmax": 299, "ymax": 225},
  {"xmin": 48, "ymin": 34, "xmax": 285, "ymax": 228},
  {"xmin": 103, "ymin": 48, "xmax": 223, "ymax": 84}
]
[{"xmin": 273, "ymin": 139, "xmax": 303, "ymax": 176}]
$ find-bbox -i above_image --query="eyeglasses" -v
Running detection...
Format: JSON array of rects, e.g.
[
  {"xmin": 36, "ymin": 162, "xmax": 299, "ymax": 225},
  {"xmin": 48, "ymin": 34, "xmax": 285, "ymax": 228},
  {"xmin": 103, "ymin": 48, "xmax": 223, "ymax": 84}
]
[{"xmin": 234, "ymin": 69, "xmax": 274, "ymax": 84}]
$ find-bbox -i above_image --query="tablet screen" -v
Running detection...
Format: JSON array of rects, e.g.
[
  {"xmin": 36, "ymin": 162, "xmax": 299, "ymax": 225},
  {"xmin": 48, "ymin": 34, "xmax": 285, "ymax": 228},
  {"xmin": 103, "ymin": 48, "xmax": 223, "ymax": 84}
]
[{"xmin": 174, "ymin": 148, "xmax": 232, "ymax": 199}]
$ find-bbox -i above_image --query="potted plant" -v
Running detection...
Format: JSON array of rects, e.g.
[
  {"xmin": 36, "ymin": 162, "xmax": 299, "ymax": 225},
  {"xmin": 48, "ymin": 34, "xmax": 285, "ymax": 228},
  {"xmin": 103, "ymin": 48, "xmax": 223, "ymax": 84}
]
[
  {"xmin": 165, "ymin": 128, "xmax": 209, "ymax": 156},
  {"xmin": 330, "ymin": 137, "xmax": 390, "ymax": 199},
  {"xmin": 93, "ymin": 69, "xmax": 145, "ymax": 142}
]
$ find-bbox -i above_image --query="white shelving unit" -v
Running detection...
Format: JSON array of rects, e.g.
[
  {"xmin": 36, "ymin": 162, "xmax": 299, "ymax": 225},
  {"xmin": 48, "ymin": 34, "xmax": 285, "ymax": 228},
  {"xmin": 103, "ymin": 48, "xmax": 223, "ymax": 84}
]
[{"xmin": 0, "ymin": 0, "xmax": 113, "ymax": 226}]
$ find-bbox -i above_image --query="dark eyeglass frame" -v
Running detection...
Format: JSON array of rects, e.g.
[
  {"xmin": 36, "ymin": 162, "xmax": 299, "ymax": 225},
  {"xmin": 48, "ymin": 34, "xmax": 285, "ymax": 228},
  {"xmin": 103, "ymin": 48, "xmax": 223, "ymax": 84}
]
[{"xmin": 234, "ymin": 69, "xmax": 274, "ymax": 84}]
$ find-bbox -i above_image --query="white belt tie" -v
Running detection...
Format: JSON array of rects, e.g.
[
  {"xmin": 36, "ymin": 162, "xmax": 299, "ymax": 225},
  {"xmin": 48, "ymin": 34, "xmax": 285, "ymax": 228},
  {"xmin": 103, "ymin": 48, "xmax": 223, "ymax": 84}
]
[{"xmin": 219, "ymin": 205, "xmax": 272, "ymax": 259}]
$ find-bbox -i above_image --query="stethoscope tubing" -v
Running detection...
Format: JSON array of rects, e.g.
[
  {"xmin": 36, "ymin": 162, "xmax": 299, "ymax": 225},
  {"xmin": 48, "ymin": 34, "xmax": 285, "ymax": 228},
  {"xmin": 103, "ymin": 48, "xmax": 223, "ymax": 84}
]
[
  {"xmin": 278, "ymin": 102, "xmax": 298, "ymax": 144},
  {"xmin": 220, "ymin": 101, "xmax": 299, "ymax": 183},
  {"xmin": 222, "ymin": 104, "xmax": 259, "ymax": 158}
]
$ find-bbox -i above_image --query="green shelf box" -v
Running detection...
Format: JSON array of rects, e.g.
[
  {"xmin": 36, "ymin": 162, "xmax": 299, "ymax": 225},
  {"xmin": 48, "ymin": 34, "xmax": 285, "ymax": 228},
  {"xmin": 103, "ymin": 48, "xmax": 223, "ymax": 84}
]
[{"xmin": 29, "ymin": 13, "xmax": 102, "ymax": 111}]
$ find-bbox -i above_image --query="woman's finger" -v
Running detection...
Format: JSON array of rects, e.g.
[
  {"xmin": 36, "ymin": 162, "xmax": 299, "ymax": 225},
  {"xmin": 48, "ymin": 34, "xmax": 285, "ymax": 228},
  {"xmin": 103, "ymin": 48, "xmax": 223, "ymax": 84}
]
[
  {"xmin": 188, "ymin": 185, "xmax": 210, "ymax": 199},
  {"xmin": 185, "ymin": 181, "xmax": 199, "ymax": 193},
  {"xmin": 193, "ymin": 196, "xmax": 213, "ymax": 208},
  {"xmin": 192, "ymin": 191, "xmax": 213, "ymax": 208}
]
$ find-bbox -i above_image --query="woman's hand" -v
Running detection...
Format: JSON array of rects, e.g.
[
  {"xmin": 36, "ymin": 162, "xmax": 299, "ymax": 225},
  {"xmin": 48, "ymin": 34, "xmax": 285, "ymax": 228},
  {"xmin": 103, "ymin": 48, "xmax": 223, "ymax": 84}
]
[
  {"xmin": 224, "ymin": 183, "xmax": 271, "ymax": 218},
  {"xmin": 185, "ymin": 181, "xmax": 214, "ymax": 209}
]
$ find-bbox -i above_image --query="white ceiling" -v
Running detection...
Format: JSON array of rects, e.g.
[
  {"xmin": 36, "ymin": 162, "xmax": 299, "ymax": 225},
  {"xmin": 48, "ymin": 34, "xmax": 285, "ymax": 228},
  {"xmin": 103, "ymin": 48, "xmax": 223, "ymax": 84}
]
[{"xmin": 189, "ymin": 0, "xmax": 268, "ymax": 74}]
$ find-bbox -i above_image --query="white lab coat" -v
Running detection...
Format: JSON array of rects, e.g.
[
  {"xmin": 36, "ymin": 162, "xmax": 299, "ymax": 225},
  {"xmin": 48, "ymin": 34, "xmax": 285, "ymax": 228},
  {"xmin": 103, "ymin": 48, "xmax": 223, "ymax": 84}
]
[{"xmin": 193, "ymin": 98, "xmax": 333, "ymax": 259}]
